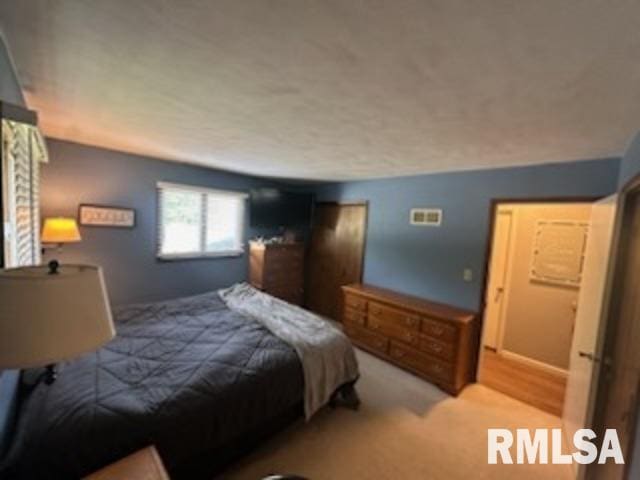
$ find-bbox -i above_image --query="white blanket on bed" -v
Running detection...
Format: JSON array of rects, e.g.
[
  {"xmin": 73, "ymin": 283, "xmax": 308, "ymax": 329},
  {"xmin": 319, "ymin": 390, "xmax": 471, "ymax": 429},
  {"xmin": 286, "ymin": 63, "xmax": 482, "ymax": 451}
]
[{"xmin": 219, "ymin": 283, "xmax": 359, "ymax": 419}]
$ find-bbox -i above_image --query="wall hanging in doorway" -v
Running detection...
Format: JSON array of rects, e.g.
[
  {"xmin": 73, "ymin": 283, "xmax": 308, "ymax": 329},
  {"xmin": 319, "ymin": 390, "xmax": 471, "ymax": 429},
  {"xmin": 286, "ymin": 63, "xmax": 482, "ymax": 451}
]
[{"xmin": 530, "ymin": 220, "xmax": 589, "ymax": 288}]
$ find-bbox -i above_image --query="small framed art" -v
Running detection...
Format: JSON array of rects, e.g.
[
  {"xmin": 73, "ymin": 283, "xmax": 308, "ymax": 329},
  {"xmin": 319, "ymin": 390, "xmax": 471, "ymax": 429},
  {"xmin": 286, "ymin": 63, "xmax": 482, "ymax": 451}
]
[{"xmin": 78, "ymin": 204, "xmax": 136, "ymax": 228}]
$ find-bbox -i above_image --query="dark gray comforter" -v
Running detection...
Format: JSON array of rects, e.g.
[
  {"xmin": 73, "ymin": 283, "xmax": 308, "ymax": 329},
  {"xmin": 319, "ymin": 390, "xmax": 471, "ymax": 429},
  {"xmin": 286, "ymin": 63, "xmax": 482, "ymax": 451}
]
[{"xmin": 1, "ymin": 292, "xmax": 304, "ymax": 479}]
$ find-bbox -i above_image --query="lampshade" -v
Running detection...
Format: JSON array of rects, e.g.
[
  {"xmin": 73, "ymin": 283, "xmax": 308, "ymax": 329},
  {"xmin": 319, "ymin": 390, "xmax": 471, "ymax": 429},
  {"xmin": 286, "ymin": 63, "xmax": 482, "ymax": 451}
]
[
  {"xmin": 41, "ymin": 217, "xmax": 82, "ymax": 244},
  {"xmin": 0, "ymin": 264, "xmax": 115, "ymax": 369}
]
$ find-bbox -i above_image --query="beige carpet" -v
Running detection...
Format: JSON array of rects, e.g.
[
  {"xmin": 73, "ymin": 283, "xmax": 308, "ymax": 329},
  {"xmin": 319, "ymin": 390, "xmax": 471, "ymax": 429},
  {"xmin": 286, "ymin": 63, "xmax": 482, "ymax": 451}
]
[{"xmin": 220, "ymin": 349, "xmax": 573, "ymax": 480}]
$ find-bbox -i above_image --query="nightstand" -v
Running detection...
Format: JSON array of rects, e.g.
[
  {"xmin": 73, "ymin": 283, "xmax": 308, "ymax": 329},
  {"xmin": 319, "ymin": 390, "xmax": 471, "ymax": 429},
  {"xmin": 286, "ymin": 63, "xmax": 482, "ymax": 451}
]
[{"xmin": 84, "ymin": 446, "xmax": 170, "ymax": 480}]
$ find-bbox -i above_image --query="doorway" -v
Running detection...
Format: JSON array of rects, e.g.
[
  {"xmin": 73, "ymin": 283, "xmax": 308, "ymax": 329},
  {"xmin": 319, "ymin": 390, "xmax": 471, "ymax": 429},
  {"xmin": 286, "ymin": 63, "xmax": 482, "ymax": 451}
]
[
  {"xmin": 306, "ymin": 202, "xmax": 367, "ymax": 321},
  {"xmin": 478, "ymin": 201, "xmax": 595, "ymax": 416}
]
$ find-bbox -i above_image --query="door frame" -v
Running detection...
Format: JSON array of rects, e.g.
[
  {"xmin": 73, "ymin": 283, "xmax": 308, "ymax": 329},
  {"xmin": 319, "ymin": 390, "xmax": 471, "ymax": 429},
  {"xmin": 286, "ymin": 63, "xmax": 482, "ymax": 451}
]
[
  {"xmin": 482, "ymin": 205, "xmax": 517, "ymax": 353},
  {"xmin": 476, "ymin": 196, "xmax": 603, "ymax": 380},
  {"xmin": 587, "ymin": 175, "xmax": 640, "ymax": 479}
]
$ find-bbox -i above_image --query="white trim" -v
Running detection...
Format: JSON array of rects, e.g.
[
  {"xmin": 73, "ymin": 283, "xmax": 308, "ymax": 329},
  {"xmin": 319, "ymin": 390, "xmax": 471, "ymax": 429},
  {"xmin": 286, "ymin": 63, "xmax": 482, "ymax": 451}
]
[
  {"xmin": 499, "ymin": 349, "xmax": 569, "ymax": 378},
  {"xmin": 495, "ymin": 205, "xmax": 518, "ymax": 354},
  {"xmin": 477, "ymin": 205, "xmax": 517, "ymax": 379},
  {"xmin": 156, "ymin": 181, "xmax": 248, "ymax": 199},
  {"xmin": 32, "ymin": 129, "xmax": 49, "ymax": 164}
]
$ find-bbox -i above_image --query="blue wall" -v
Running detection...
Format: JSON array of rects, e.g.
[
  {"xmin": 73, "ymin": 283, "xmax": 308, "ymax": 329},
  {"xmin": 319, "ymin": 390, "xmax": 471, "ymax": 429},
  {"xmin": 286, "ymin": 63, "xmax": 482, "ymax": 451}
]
[
  {"xmin": 43, "ymin": 141, "xmax": 620, "ymax": 311},
  {"xmin": 41, "ymin": 139, "xmax": 284, "ymax": 306},
  {"xmin": 618, "ymin": 131, "xmax": 640, "ymax": 188},
  {"xmin": 311, "ymin": 158, "xmax": 620, "ymax": 311}
]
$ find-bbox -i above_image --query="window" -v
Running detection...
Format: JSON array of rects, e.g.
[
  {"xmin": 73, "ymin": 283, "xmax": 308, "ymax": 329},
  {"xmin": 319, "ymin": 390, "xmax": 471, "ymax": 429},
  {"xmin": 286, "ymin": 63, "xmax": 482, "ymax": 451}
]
[{"xmin": 157, "ymin": 182, "xmax": 247, "ymax": 259}]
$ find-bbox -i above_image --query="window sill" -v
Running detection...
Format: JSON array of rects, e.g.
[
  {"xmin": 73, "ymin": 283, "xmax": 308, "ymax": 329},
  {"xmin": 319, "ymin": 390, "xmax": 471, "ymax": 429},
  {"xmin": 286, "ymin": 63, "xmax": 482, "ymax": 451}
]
[{"xmin": 157, "ymin": 250, "xmax": 244, "ymax": 261}]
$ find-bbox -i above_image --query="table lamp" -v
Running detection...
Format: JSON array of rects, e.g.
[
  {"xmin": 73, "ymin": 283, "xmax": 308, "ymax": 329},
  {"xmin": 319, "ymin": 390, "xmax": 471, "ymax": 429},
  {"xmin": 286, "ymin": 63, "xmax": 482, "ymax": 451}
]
[
  {"xmin": 41, "ymin": 217, "xmax": 82, "ymax": 274},
  {"xmin": 41, "ymin": 217, "xmax": 81, "ymax": 245},
  {"xmin": 0, "ymin": 264, "xmax": 115, "ymax": 384}
]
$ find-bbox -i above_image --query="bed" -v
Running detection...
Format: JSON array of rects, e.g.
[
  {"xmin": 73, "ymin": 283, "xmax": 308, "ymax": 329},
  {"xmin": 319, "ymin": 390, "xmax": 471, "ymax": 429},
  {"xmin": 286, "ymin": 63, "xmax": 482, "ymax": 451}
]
[{"xmin": 0, "ymin": 288, "xmax": 357, "ymax": 479}]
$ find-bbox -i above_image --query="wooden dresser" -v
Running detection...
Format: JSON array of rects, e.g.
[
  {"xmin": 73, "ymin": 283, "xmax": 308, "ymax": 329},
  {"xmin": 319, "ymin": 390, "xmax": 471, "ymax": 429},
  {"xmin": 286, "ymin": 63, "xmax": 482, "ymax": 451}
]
[
  {"xmin": 249, "ymin": 241, "xmax": 305, "ymax": 305},
  {"xmin": 342, "ymin": 284, "xmax": 477, "ymax": 395}
]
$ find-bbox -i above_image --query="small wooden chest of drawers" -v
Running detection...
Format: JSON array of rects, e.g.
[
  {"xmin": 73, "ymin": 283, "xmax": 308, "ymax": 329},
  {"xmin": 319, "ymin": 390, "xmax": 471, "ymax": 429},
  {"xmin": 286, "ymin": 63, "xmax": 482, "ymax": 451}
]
[
  {"xmin": 249, "ymin": 241, "xmax": 305, "ymax": 305},
  {"xmin": 342, "ymin": 283, "xmax": 477, "ymax": 395}
]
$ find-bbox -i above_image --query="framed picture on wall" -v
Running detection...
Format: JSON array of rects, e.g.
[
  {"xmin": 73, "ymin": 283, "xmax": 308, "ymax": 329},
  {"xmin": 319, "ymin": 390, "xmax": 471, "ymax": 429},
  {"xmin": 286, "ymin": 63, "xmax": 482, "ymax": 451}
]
[
  {"xmin": 530, "ymin": 220, "xmax": 589, "ymax": 288},
  {"xmin": 78, "ymin": 204, "xmax": 136, "ymax": 228}
]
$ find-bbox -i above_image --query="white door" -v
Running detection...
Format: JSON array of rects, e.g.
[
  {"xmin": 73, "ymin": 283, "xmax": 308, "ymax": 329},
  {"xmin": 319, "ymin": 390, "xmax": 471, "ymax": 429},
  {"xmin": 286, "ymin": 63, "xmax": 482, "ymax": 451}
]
[
  {"xmin": 482, "ymin": 207, "xmax": 514, "ymax": 350},
  {"xmin": 562, "ymin": 194, "xmax": 618, "ymax": 479}
]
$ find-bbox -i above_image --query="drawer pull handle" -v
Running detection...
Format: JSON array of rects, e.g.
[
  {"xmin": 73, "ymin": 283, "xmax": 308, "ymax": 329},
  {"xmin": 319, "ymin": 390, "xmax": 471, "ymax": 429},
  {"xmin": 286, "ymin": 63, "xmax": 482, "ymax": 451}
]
[
  {"xmin": 405, "ymin": 317, "xmax": 416, "ymax": 326},
  {"xmin": 431, "ymin": 343, "xmax": 442, "ymax": 353},
  {"xmin": 431, "ymin": 325, "xmax": 444, "ymax": 335},
  {"xmin": 404, "ymin": 332, "xmax": 415, "ymax": 342},
  {"xmin": 431, "ymin": 364, "xmax": 443, "ymax": 373},
  {"xmin": 393, "ymin": 350, "xmax": 405, "ymax": 358}
]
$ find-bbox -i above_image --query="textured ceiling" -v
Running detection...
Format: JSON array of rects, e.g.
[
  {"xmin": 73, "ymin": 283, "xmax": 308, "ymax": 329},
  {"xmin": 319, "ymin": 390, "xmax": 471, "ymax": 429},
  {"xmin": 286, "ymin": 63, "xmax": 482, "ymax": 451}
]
[{"xmin": 1, "ymin": 1, "xmax": 639, "ymax": 181}]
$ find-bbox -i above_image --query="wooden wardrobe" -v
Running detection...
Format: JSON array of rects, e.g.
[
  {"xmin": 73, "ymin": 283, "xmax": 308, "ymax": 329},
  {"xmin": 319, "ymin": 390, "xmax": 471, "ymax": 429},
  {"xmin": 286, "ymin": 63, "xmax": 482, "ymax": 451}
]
[{"xmin": 306, "ymin": 202, "xmax": 367, "ymax": 320}]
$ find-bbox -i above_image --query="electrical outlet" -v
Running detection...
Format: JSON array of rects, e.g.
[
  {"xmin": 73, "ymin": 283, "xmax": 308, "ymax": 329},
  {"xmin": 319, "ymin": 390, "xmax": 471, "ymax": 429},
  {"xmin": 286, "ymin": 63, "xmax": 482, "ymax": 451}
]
[{"xmin": 463, "ymin": 268, "xmax": 473, "ymax": 282}]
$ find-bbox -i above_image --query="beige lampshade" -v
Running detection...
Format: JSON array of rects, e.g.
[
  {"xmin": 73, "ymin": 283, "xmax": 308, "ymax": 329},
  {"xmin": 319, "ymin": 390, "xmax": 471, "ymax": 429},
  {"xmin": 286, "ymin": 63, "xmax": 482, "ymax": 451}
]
[
  {"xmin": 41, "ymin": 217, "xmax": 82, "ymax": 244},
  {"xmin": 0, "ymin": 264, "xmax": 115, "ymax": 368}
]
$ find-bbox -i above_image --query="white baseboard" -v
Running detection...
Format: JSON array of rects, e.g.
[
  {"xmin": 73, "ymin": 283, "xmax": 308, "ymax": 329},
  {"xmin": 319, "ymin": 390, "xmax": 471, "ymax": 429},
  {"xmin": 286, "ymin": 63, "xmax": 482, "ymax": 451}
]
[{"xmin": 499, "ymin": 349, "xmax": 569, "ymax": 379}]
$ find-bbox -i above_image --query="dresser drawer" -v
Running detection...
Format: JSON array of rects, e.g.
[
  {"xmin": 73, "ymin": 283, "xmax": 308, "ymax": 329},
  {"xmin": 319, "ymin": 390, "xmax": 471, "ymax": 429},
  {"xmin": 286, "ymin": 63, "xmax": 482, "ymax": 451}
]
[
  {"xmin": 264, "ymin": 260, "xmax": 303, "ymax": 275},
  {"xmin": 265, "ymin": 258, "xmax": 302, "ymax": 274},
  {"xmin": 264, "ymin": 270, "xmax": 303, "ymax": 287},
  {"xmin": 369, "ymin": 302, "xmax": 420, "ymax": 330},
  {"xmin": 344, "ymin": 294, "xmax": 367, "ymax": 312},
  {"xmin": 421, "ymin": 317, "xmax": 458, "ymax": 343},
  {"xmin": 367, "ymin": 314, "xmax": 420, "ymax": 348},
  {"xmin": 416, "ymin": 334, "xmax": 456, "ymax": 362},
  {"xmin": 389, "ymin": 341, "xmax": 453, "ymax": 382},
  {"xmin": 343, "ymin": 308, "xmax": 366, "ymax": 326},
  {"xmin": 345, "ymin": 324, "xmax": 389, "ymax": 355},
  {"xmin": 266, "ymin": 246, "xmax": 304, "ymax": 261}
]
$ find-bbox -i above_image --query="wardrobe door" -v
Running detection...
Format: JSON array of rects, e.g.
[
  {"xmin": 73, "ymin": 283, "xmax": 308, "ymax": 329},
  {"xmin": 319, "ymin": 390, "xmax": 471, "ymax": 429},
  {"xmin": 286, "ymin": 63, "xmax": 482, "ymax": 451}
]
[{"xmin": 306, "ymin": 202, "xmax": 367, "ymax": 320}]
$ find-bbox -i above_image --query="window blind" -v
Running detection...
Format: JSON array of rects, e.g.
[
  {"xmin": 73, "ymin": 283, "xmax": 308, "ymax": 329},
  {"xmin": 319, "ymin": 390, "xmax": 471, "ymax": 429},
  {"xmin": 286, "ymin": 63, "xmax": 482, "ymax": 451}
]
[
  {"xmin": 2, "ymin": 119, "xmax": 41, "ymax": 268},
  {"xmin": 156, "ymin": 182, "xmax": 247, "ymax": 259}
]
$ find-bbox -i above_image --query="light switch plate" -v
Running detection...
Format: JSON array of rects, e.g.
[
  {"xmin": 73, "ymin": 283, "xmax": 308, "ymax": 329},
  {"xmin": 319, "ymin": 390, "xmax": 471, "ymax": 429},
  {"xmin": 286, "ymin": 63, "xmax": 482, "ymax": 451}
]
[{"xmin": 463, "ymin": 268, "xmax": 473, "ymax": 282}]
